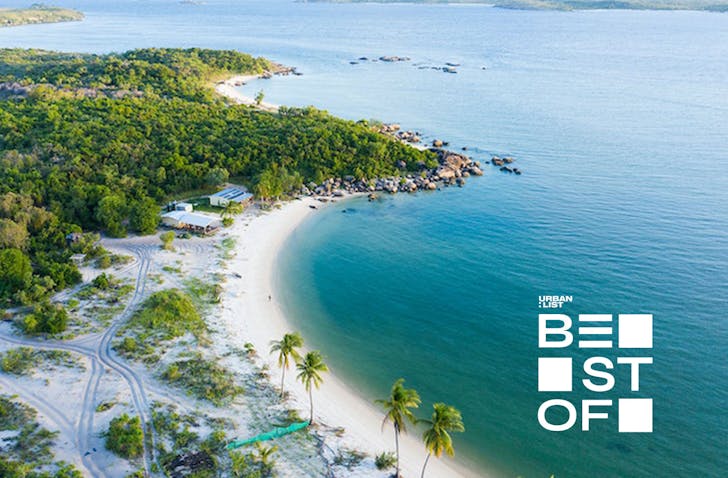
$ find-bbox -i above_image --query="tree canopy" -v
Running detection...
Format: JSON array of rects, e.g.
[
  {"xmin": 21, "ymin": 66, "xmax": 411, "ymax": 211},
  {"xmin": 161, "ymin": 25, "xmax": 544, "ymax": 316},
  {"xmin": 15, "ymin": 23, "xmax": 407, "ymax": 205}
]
[{"xmin": 0, "ymin": 47, "xmax": 434, "ymax": 304}]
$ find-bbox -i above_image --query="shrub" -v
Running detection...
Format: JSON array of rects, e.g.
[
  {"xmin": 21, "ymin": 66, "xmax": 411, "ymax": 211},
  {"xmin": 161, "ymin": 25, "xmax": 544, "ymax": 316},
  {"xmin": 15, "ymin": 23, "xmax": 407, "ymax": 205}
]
[
  {"xmin": 0, "ymin": 347, "xmax": 40, "ymax": 375},
  {"xmin": 0, "ymin": 395, "xmax": 70, "ymax": 469},
  {"xmin": 162, "ymin": 354, "xmax": 242, "ymax": 405},
  {"xmin": 0, "ymin": 348, "xmax": 77, "ymax": 375},
  {"xmin": 92, "ymin": 273, "xmax": 110, "ymax": 290},
  {"xmin": 118, "ymin": 336, "xmax": 138, "ymax": 354},
  {"xmin": 128, "ymin": 289, "xmax": 204, "ymax": 340},
  {"xmin": 106, "ymin": 413, "xmax": 144, "ymax": 459},
  {"xmin": 18, "ymin": 301, "xmax": 68, "ymax": 335},
  {"xmin": 97, "ymin": 255, "xmax": 112, "ymax": 269},
  {"xmin": 375, "ymin": 451, "xmax": 396, "ymax": 470},
  {"xmin": 160, "ymin": 231, "xmax": 175, "ymax": 250}
]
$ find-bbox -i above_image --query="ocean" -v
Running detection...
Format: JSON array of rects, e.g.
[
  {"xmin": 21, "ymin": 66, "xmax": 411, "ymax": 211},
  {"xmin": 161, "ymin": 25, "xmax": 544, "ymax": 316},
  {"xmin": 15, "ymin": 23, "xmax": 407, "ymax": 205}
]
[{"xmin": 1, "ymin": 1, "xmax": 727, "ymax": 476}]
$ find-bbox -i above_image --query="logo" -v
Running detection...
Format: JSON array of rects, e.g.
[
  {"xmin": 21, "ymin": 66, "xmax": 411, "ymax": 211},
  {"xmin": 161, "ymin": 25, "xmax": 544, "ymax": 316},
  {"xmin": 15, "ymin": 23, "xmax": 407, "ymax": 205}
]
[
  {"xmin": 537, "ymin": 312, "xmax": 653, "ymax": 433},
  {"xmin": 538, "ymin": 295, "xmax": 573, "ymax": 309}
]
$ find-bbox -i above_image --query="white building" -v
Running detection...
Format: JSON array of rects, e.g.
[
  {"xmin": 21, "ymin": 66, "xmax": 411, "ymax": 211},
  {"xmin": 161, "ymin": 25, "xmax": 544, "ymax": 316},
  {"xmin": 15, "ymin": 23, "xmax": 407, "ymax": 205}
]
[
  {"xmin": 209, "ymin": 187, "xmax": 253, "ymax": 208},
  {"xmin": 161, "ymin": 211, "xmax": 220, "ymax": 233},
  {"xmin": 175, "ymin": 202, "xmax": 194, "ymax": 212}
]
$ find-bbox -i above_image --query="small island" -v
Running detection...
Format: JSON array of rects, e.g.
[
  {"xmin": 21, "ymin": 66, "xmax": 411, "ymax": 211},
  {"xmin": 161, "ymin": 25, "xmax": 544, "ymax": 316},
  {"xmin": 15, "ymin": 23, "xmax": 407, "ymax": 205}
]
[{"xmin": 0, "ymin": 4, "xmax": 84, "ymax": 28}]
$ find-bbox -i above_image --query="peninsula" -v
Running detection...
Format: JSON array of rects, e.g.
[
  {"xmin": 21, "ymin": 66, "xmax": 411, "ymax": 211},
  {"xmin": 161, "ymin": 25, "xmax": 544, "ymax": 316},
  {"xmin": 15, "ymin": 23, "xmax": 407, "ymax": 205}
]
[
  {"xmin": 0, "ymin": 4, "xmax": 84, "ymax": 28},
  {"xmin": 0, "ymin": 48, "xmax": 474, "ymax": 477}
]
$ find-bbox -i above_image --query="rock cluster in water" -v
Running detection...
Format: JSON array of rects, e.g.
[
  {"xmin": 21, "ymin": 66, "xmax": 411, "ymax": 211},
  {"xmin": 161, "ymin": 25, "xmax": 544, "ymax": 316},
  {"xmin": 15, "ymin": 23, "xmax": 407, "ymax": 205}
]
[
  {"xmin": 351, "ymin": 55, "xmax": 462, "ymax": 73},
  {"xmin": 490, "ymin": 156, "xmax": 522, "ymax": 175}
]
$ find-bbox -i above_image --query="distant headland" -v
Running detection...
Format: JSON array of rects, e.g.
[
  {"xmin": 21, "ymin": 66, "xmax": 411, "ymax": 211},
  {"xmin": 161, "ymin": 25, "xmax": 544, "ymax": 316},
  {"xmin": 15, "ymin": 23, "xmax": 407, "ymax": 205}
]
[
  {"xmin": 300, "ymin": 0, "xmax": 728, "ymax": 12},
  {"xmin": 0, "ymin": 4, "xmax": 84, "ymax": 28}
]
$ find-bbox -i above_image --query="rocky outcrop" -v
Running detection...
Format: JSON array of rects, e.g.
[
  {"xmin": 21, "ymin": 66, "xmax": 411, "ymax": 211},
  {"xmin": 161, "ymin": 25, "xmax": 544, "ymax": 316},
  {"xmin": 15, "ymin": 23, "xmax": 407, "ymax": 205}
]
[
  {"xmin": 297, "ymin": 146, "xmax": 499, "ymax": 199},
  {"xmin": 296, "ymin": 128, "xmax": 523, "ymax": 202}
]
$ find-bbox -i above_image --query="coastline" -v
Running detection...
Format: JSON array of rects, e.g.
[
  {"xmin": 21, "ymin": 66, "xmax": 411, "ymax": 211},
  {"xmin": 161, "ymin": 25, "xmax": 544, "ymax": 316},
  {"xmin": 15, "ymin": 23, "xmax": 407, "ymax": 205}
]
[
  {"xmin": 220, "ymin": 197, "xmax": 481, "ymax": 478},
  {"xmin": 214, "ymin": 74, "xmax": 280, "ymax": 112}
]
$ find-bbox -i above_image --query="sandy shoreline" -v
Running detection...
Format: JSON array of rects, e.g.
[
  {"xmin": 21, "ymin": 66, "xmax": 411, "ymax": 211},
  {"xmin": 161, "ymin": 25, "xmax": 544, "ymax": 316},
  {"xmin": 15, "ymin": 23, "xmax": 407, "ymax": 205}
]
[
  {"xmin": 214, "ymin": 74, "xmax": 280, "ymax": 112},
  {"xmin": 220, "ymin": 197, "xmax": 479, "ymax": 478}
]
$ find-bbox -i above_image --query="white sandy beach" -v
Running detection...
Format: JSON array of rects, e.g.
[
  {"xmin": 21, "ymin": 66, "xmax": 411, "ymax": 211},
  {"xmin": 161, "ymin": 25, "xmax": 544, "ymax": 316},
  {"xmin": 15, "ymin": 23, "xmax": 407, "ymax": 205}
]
[
  {"xmin": 221, "ymin": 198, "xmax": 479, "ymax": 478},
  {"xmin": 215, "ymin": 74, "xmax": 279, "ymax": 112}
]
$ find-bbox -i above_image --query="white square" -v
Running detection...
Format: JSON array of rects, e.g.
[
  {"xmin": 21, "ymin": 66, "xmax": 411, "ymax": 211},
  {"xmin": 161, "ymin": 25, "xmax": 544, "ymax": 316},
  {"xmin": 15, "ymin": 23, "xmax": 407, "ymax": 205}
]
[
  {"xmin": 618, "ymin": 314, "xmax": 653, "ymax": 348},
  {"xmin": 618, "ymin": 398, "xmax": 653, "ymax": 432},
  {"xmin": 538, "ymin": 357, "xmax": 572, "ymax": 392}
]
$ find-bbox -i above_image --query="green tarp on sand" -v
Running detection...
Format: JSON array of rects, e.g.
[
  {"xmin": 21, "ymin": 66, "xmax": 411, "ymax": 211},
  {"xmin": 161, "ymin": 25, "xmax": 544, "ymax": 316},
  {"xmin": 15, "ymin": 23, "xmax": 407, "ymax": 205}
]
[{"xmin": 226, "ymin": 421, "xmax": 310, "ymax": 450}]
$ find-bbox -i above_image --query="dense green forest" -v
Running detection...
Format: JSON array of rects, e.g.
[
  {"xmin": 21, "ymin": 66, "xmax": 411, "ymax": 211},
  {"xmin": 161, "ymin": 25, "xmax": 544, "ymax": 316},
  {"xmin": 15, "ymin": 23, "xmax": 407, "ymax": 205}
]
[
  {"xmin": 0, "ymin": 47, "xmax": 434, "ymax": 307},
  {"xmin": 306, "ymin": 0, "xmax": 728, "ymax": 11}
]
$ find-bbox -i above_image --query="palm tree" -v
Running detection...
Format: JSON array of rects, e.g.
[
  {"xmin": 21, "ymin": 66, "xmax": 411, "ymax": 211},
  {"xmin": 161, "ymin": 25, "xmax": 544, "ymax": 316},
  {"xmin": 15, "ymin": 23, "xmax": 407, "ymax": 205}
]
[
  {"xmin": 375, "ymin": 378, "xmax": 421, "ymax": 478},
  {"xmin": 221, "ymin": 200, "xmax": 244, "ymax": 219},
  {"xmin": 269, "ymin": 332, "xmax": 304, "ymax": 397},
  {"xmin": 296, "ymin": 350, "xmax": 328, "ymax": 424},
  {"xmin": 419, "ymin": 403, "xmax": 465, "ymax": 478}
]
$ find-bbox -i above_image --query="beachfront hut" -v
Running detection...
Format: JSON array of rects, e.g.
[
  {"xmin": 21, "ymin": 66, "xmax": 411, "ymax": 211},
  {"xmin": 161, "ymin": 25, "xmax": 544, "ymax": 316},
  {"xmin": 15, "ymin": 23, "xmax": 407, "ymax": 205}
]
[
  {"xmin": 209, "ymin": 187, "xmax": 253, "ymax": 208},
  {"xmin": 161, "ymin": 211, "xmax": 220, "ymax": 234}
]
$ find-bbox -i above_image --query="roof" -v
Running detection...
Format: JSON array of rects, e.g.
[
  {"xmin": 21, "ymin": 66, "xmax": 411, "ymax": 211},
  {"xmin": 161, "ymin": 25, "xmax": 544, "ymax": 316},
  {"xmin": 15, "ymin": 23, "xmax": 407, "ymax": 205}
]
[
  {"xmin": 162, "ymin": 211, "xmax": 219, "ymax": 228},
  {"xmin": 210, "ymin": 187, "xmax": 253, "ymax": 203}
]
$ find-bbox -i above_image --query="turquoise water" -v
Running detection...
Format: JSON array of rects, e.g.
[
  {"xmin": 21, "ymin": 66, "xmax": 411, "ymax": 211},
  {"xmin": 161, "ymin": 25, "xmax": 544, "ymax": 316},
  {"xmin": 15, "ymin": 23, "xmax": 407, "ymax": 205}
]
[{"xmin": 2, "ymin": 1, "xmax": 727, "ymax": 476}]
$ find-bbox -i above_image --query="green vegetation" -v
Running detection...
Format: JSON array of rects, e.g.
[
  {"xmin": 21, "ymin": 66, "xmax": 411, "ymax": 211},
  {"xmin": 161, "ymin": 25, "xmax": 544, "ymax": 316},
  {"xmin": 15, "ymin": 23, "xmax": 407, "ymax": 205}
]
[
  {"xmin": 105, "ymin": 413, "xmax": 144, "ymax": 459},
  {"xmin": 0, "ymin": 347, "xmax": 79, "ymax": 375},
  {"xmin": 333, "ymin": 448, "xmax": 366, "ymax": 470},
  {"xmin": 17, "ymin": 301, "xmax": 69, "ymax": 335},
  {"xmin": 0, "ymin": 395, "xmax": 82, "ymax": 477},
  {"xmin": 95, "ymin": 401, "xmax": 116, "ymax": 413},
  {"xmin": 117, "ymin": 289, "xmax": 204, "ymax": 362},
  {"xmin": 296, "ymin": 350, "xmax": 328, "ymax": 424},
  {"xmin": 72, "ymin": 273, "xmax": 133, "ymax": 328},
  {"xmin": 269, "ymin": 332, "xmax": 304, "ymax": 397},
  {"xmin": 160, "ymin": 231, "xmax": 175, "ymax": 251},
  {"xmin": 162, "ymin": 264, "xmax": 182, "ymax": 274},
  {"xmin": 219, "ymin": 237, "xmax": 237, "ymax": 259},
  {"xmin": 183, "ymin": 277, "xmax": 223, "ymax": 310},
  {"xmin": 77, "ymin": 272, "xmax": 133, "ymax": 300},
  {"xmin": 375, "ymin": 451, "xmax": 397, "ymax": 471},
  {"xmin": 375, "ymin": 378, "xmax": 421, "ymax": 478},
  {"xmin": 151, "ymin": 402, "xmax": 232, "ymax": 477},
  {"xmin": 309, "ymin": 0, "xmax": 728, "ymax": 11},
  {"xmin": 230, "ymin": 443, "xmax": 278, "ymax": 478},
  {"xmin": 162, "ymin": 353, "xmax": 243, "ymax": 405},
  {"xmin": 127, "ymin": 289, "xmax": 205, "ymax": 340},
  {"xmin": 0, "ymin": 47, "xmax": 432, "ymax": 305},
  {"xmin": 0, "ymin": 4, "xmax": 84, "ymax": 28},
  {"xmin": 221, "ymin": 201, "xmax": 244, "ymax": 225},
  {"xmin": 419, "ymin": 403, "xmax": 465, "ymax": 478},
  {"xmin": 254, "ymin": 90, "xmax": 265, "ymax": 106},
  {"xmin": 0, "ymin": 193, "xmax": 82, "ymax": 307}
]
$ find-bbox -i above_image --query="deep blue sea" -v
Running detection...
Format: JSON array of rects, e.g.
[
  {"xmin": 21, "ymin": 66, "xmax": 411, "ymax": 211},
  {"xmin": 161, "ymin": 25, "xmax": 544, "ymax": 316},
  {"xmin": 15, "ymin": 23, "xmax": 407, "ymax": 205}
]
[{"xmin": 2, "ymin": 1, "xmax": 727, "ymax": 476}]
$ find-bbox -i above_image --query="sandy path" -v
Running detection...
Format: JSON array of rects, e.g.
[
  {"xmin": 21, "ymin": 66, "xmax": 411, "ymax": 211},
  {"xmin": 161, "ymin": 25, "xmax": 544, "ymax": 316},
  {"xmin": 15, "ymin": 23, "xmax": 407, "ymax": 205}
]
[{"xmin": 0, "ymin": 244, "xmax": 158, "ymax": 477}]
